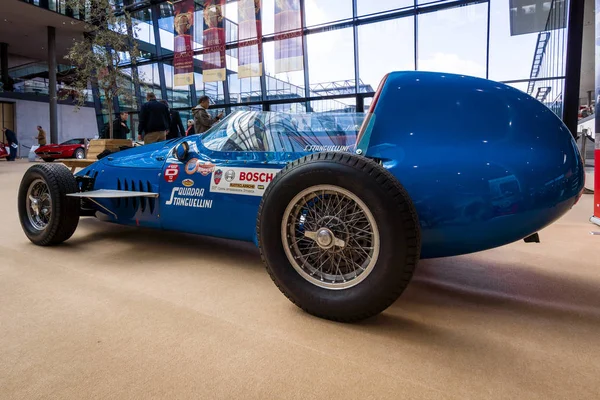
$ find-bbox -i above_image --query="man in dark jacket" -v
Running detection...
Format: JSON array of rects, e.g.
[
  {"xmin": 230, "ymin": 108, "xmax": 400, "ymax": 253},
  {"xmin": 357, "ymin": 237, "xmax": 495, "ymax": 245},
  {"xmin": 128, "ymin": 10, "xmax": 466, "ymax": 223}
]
[
  {"xmin": 137, "ymin": 92, "xmax": 170, "ymax": 144},
  {"xmin": 2, "ymin": 127, "xmax": 18, "ymax": 161},
  {"xmin": 160, "ymin": 100, "xmax": 185, "ymax": 140},
  {"xmin": 112, "ymin": 112, "xmax": 131, "ymax": 140}
]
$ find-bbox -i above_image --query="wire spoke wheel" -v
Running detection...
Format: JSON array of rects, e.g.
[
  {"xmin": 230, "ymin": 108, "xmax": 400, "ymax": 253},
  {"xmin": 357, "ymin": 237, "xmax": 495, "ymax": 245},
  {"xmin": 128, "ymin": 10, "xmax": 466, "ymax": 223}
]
[
  {"xmin": 26, "ymin": 178, "xmax": 52, "ymax": 231},
  {"xmin": 282, "ymin": 184, "xmax": 380, "ymax": 290}
]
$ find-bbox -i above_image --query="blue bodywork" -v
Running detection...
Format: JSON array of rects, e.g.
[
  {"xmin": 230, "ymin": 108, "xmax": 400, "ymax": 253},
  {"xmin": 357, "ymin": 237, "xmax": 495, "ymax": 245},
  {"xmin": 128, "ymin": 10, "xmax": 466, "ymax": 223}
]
[{"xmin": 77, "ymin": 71, "xmax": 584, "ymax": 259}]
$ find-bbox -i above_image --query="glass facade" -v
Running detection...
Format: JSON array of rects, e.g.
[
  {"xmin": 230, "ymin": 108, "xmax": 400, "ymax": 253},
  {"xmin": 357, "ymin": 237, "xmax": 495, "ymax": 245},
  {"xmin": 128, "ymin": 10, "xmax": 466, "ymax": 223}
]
[{"xmin": 19, "ymin": 0, "xmax": 573, "ymax": 131}]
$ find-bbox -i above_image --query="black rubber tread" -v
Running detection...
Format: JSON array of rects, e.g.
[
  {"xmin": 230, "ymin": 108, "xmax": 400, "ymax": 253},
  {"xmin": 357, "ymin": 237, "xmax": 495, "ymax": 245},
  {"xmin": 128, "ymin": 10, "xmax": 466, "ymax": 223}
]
[
  {"xmin": 42, "ymin": 158, "xmax": 55, "ymax": 162},
  {"xmin": 18, "ymin": 163, "xmax": 80, "ymax": 246},
  {"xmin": 256, "ymin": 152, "xmax": 421, "ymax": 322}
]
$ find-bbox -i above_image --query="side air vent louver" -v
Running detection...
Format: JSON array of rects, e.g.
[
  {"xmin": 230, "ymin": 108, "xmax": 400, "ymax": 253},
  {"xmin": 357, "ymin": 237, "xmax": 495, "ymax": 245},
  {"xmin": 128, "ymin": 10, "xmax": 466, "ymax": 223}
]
[
  {"xmin": 116, "ymin": 178, "xmax": 121, "ymax": 207},
  {"xmin": 147, "ymin": 181, "xmax": 155, "ymax": 214},
  {"xmin": 113, "ymin": 178, "xmax": 155, "ymax": 215},
  {"xmin": 139, "ymin": 180, "xmax": 146, "ymax": 212}
]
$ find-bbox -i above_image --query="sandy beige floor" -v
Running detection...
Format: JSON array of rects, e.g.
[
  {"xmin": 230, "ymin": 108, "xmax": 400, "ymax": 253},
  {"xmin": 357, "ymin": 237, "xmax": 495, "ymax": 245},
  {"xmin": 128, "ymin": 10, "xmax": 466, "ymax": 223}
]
[{"xmin": 0, "ymin": 160, "xmax": 599, "ymax": 400}]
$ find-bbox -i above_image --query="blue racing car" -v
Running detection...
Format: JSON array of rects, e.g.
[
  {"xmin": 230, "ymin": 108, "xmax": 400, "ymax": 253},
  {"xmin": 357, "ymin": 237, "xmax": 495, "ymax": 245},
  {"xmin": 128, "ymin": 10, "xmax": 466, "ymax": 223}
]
[{"xmin": 17, "ymin": 71, "xmax": 585, "ymax": 322}]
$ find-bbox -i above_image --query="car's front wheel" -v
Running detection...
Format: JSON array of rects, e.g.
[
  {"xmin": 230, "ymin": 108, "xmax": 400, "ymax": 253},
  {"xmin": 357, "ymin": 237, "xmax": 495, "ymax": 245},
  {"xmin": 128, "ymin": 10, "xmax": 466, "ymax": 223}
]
[
  {"xmin": 257, "ymin": 152, "xmax": 421, "ymax": 322},
  {"xmin": 42, "ymin": 158, "xmax": 54, "ymax": 162},
  {"xmin": 74, "ymin": 148, "xmax": 85, "ymax": 159},
  {"xmin": 18, "ymin": 164, "xmax": 80, "ymax": 246}
]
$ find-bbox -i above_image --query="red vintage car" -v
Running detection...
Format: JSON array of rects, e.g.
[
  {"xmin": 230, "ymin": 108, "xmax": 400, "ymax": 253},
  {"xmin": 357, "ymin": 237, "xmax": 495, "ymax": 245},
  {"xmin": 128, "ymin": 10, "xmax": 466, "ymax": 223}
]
[
  {"xmin": 35, "ymin": 138, "xmax": 88, "ymax": 162},
  {"xmin": 0, "ymin": 142, "xmax": 8, "ymax": 159}
]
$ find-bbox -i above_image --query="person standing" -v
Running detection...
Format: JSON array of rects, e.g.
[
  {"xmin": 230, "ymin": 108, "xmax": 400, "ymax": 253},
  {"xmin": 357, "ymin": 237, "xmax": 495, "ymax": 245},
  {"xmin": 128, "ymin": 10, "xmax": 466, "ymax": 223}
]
[
  {"xmin": 112, "ymin": 112, "xmax": 131, "ymax": 140},
  {"xmin": 2, "ymin": 127, "xmax": 18, "ymax": 161},
  {"xmin": 186, "ymin": 119, "xmax": 195, "ymax": 136},
  {"xmin": 34, "ymin": 126, "xmax": 47, "ymax": 146},
  {"xmin": 137, "ymin": 92, "xmax": 170, "ymax": 145},
  {"xmin": 160, "ymin": 100, "xmax": 186, "ymax": 140},
  {"xmin": 192, "ymin": 96, "xmax": 223, "ymax": 134}
]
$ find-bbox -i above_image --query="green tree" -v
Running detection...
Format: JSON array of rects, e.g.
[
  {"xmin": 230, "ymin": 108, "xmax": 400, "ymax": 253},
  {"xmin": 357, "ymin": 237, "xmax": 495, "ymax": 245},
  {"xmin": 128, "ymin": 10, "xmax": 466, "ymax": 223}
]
[{"xmin": 65, "ymin": 0, "xmax": 142, "ymax": 139}]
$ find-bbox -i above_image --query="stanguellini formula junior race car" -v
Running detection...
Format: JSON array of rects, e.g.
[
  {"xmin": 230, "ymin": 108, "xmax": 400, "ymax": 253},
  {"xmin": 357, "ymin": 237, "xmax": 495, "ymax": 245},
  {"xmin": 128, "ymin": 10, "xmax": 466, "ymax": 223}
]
[{"xmin": 17, "ymin": 71, "xmax": 585, "ymax": 322}]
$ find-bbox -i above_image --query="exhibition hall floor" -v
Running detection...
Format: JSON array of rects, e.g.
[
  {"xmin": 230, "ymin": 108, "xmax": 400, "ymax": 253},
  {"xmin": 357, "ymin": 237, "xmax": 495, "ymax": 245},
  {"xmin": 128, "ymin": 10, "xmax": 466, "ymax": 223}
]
[{"xmin": 1, "ymin": 160, "xmax": 598, "ymax": 400}]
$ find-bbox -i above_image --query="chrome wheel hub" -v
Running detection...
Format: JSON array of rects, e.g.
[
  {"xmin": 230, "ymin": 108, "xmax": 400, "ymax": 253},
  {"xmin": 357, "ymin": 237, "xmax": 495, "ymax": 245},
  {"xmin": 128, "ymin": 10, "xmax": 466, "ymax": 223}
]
[
  {"xmin": 26, "ymin": 179, "xmax": 52, "ymax": 231},
  {"xmin": 316, "ymin": 228, "xmax": 333, "ymax": 248},
  {"xmin": 282, "ymin": 184, "xmax": 380, "ymax": 290}
]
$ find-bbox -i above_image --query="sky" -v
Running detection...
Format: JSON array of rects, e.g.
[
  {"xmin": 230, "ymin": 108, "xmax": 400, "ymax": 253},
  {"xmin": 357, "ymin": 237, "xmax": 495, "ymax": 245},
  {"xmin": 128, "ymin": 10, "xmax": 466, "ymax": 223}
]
[{"xmin": 132, "ymin": 0, "xmax": 548, "ymax": 97}]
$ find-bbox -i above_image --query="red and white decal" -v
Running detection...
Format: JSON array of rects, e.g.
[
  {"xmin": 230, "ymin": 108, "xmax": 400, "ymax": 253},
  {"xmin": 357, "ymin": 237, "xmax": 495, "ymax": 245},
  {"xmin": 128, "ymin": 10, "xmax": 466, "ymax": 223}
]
[
  {"xmin": 185, "ymin": 158, "xmax": 216, "ymax": 176},
  {"xmin": 164, "ymin": 164, "xmax": 180, "ymax": 183},
  {"xmin": 210, "ymin": 167, "xmax": 280, "ymax": 197}
]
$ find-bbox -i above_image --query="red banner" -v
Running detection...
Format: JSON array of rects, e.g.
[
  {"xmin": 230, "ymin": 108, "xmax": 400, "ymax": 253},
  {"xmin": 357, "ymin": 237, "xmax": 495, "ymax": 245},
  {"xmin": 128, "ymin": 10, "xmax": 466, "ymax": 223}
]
[
  {"xmin": 173, "ymin": 0, "xmax": 194, "ymax": 87},
  {"xmin": 274, "ymin": 0, "xmax": 303, "ymax": 74},
  {"xmin": 238, "ymin": 0, "xmax": 263, "ymax": 78},
  {"xmin": 202, "ymin": 0, "xmax": 227, "ymax": 82}
]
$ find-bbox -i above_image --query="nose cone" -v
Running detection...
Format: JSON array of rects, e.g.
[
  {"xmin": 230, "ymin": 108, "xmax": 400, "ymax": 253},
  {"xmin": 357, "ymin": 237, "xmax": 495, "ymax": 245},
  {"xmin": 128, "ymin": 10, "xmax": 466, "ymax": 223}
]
[{"xmin": 366, "ymin": 72, "xmax": 585, "ymax": 258}]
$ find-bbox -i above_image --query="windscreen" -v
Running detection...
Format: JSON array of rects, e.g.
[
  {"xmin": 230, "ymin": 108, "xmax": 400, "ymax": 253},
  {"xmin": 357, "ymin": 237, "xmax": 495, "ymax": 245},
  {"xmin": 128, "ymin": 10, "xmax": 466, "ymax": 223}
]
[{"xmin": 201, "ymin": 111, "xmax": 364, "ymax": 153}]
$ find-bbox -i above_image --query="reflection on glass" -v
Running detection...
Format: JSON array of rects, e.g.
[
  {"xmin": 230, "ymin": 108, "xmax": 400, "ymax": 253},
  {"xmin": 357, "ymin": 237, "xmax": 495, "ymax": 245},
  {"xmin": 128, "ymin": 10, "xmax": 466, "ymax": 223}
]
[
  {"xmin": 138, "ymin": 63, "xmax": 161, "ymax": 97},
  {"xmin": 358, "ymin": 17, "xmax": 414, "ymax": 93},
  {"xmin": 263, "ymin": 41, "xmax": 305, "ymax": 101},
  {"xmin": 357, "ymin": 0, "xmax": 413, "ymax": 16},
  {"xmin": 307, "ymin": 28, "xmax": 355, "ymax": 92},
  {"xmin": 418, "ymin": 3, "xmax": 487, "ymax": 78},
  {"xmin": 489, "ymin": 0, "xmax": 538, "ymax": 81},
  {"xmin": 310, "ymin": 98, "xmax": 356, "ymax": 113},
  {"xmin": 304, "ymin": 0, "xmax": 352, "ymax": 26},
  {"xmin": 163, "ymin": 62, "xmax": 193, "ymax": 109},
  {"xmin": 193, "ymin": 71, "xmax": 226, "ymax": 104},
  {"xmin": 202, "ymin": 111, "xmax": 364, "ymax": 153},
  {"xmin": 132, "ymin": 9, "xmax": 155, "ymax": 46}
]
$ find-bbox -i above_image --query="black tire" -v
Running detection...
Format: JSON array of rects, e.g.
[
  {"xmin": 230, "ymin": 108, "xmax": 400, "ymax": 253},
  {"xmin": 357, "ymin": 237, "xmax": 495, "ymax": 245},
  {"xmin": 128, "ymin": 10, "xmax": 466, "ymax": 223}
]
[
  {"xmin": 73, "ymin": 148, "xmax": 85, "ymax": 159},
  {"xmin": 18, "ymin": 163, "xmax": 80, "ymax": 246},
  {"xmin": 43, "ymin": 158, "xmax": 54, "ymax": 162},
  {"xmin": 257, "ymin": 152, "xmax": 421, "ymax": 322}
]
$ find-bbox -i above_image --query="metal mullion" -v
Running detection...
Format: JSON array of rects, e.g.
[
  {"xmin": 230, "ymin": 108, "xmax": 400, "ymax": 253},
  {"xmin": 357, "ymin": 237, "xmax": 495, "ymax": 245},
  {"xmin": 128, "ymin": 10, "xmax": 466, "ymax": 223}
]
[
  {"xmin": 485, "ymin": 0, "xmax": 490, "ymax": 79},
  {"xmin": 150, "ymin": 3, "xmax": 168, "ymax": 102},
  {"xmin": 352, "ymin": 0, "xmax": 359, "ymax": 104},
  {"xmin": 299, "ymin": 0, "xmax": 311, "ymax": 111},
  {"xmin": 414, "ymin": 0, "xmax": 418, "ymax": 70}
]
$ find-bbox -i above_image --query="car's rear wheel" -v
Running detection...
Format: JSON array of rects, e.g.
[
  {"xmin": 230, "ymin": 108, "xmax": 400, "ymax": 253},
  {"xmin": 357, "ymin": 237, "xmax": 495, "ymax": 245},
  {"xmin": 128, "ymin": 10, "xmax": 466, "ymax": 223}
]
[
  {"xmin": 74, "ymin": 148, "xmax": 85, "ymax": 159},
  {"xmin": 18, "ymin": 164, "xmax": 80, "ymax": 246},
  {"xmin": 257, "ymin": 152, "xmax": 421, "ymax": 322}
]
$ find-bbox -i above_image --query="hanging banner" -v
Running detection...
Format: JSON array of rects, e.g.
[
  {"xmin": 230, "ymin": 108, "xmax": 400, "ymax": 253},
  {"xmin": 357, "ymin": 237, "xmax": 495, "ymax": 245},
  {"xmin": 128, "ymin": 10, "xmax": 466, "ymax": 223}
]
[
  {"xmin": 202, "ymin": 0, "xmax": 227, "ymax": 83},
  {"xmin": 274, "ymin": 0, "xmax": 303, "ymax": 74},
  {"xmin": 238, "ymin": 0, "xmax": 263, "ymax": 78},
  {"xmin": 173, "ymin": 0, "xmax": 195, "ymax": 87}
]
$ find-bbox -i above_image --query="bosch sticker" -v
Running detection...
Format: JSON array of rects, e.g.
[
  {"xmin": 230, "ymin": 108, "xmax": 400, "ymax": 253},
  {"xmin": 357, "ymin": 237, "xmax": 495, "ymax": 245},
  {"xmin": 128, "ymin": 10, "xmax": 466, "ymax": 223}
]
[
  {"xmin": 210, "ymin": 167, "xmax": 279, "ymax": 197},
  {"xmin": 164, "ymin": 164, "xmax": 180, "ymax": 183}
]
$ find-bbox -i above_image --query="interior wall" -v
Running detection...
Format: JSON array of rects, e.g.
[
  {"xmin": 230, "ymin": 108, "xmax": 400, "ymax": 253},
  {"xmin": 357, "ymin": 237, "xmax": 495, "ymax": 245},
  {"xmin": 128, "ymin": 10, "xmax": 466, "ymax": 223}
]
[{"xmin": 0, "ymin": 96, "xmax": 97, "ymax": 156}]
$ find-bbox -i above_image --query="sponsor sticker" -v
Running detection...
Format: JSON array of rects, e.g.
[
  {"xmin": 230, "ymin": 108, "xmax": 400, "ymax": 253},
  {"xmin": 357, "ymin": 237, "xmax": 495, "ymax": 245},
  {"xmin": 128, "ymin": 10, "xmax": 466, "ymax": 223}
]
[
  {"xmin": 185, "ymin": 158, "xmax": 216, "ymax": 176},
  {"xmin": 213, "ymin": 169, "xmax": 223, "ymax": 185},
  {"xmin": 164, "ymin": 164, "xmax": 180, "ymax": 183},
  {"xmin": 210, "ymin": 167, "xmax": 279, "ymax": 197},
  {"xmin": 225, "ymin": 169, "xmax": 235, "ymax": 182},
  {"xmin": 165, "ymin": 187, "xmax": 213, "ymax": 208},
  {"xmin": 185, "ymin": 158, "xmax": 199, "ymax": 175},
  {"xmin": 182, "ymin": 179, "xmax": 194, "ymax": 187},
  {"xmin": 197, "ymin": 161, "xmax": 216, "ymax": 176}
]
